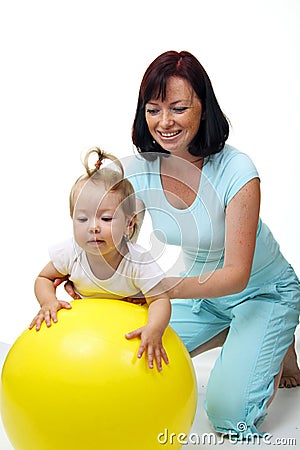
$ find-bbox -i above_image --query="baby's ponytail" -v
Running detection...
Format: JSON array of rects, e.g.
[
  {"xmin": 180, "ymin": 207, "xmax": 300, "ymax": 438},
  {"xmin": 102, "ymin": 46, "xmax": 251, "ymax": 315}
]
[{"xmin": 83, "ymin": 146, "xmax": 124, "ymax": 179}]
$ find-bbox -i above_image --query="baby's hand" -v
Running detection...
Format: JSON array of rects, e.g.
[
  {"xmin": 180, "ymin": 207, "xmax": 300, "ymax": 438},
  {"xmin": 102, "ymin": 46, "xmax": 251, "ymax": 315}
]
[
  {"xmin": 125, "ymin": 325, "xmax": 169, "ymax": 371},
  {"xmin": 29, "ymin": 300, "xmax": 72, "ymax": 331}
]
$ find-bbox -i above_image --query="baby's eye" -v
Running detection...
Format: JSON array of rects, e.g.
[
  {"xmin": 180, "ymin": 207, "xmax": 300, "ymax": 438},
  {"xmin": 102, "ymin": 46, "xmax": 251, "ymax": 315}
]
[
  {"xmin": 77, "ymin": 217, "xmax": 88, "ymax": 223},
  {"xmin": 101, "ymin": 217, "xmax": 113, "ymax": 222}
]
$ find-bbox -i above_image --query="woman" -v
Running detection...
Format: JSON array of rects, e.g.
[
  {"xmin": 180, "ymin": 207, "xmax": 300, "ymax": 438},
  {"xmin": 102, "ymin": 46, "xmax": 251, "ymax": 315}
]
[{"xmin": 124, "ymin": 50, "xmax": 300, "ymax": 438}]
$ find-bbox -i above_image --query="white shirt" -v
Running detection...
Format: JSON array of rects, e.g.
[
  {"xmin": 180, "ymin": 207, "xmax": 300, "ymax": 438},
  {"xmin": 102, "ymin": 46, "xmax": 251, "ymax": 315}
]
[{"xmin": 49, "ymin": 238, "xmax": 165, "ymax": 299}]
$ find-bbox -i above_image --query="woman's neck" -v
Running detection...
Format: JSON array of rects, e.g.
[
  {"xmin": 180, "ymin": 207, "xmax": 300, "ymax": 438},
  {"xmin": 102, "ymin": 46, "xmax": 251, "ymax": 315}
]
[
  {"xmin": 160, "ymin": 152, "xmax": 203, "ymax": 177},
  {"xmin": 159, "ymin": 153, "xmax": 204, "ymax": 209}
]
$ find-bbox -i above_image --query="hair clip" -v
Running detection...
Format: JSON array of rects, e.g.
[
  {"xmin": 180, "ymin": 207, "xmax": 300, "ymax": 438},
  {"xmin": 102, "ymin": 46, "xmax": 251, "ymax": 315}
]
[{"xmin": 95, "ymin": 159, "xmax": 102, "ymax": 170}]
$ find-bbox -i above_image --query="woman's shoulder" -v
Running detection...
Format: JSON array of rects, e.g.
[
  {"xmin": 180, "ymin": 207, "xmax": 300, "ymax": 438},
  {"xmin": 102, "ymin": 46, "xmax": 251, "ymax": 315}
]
[
  {"xmin": 208, "ymin": 144, "xmax": 258, "ymax": 173},
  {"xmin": 209, "ymin": 144, "xmax": 252, "ymax": 163},
  {"xmin": 206, "ymin": 145, "xmax": 259, "ymax": 205}
]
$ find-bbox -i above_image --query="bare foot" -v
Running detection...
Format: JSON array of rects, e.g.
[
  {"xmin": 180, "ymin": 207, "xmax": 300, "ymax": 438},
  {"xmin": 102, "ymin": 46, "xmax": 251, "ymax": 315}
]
[{"xmin": 279, "ymin": 338, "xmax": 300, "ymax": 388}]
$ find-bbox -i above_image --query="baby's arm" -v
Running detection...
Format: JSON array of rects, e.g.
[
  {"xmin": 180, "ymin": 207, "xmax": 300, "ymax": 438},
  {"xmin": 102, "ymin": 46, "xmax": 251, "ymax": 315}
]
[
  {"xmin": 29, "ymin": 261, "xmax": 72, "ymax": 331},
  {"xmin": 125, "ymin": 281, "xmax": 171, "ymax": 371}
]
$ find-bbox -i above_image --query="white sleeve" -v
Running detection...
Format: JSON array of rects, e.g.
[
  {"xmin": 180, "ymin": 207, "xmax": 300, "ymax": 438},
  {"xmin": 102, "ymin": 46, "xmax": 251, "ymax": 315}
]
[
  {"xmin": 127, "ymin": 243, "xmax": 165, "ymax": 295},
  {"xmin": 48, "ymin": 238, "xmax": 78, "ymax": 275}
]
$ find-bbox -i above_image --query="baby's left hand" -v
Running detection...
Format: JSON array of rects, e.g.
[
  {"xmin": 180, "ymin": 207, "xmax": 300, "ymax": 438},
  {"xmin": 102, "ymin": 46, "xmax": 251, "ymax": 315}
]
[{"xmin": 125, "ymin": 325, "xmax": 169, "ymax": 371}]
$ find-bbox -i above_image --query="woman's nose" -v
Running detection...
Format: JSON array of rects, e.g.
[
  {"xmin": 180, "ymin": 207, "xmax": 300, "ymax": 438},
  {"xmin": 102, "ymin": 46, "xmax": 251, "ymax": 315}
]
[{"xmin": 160, "ymin": 109, "xmax": 174, "ymax": 128}]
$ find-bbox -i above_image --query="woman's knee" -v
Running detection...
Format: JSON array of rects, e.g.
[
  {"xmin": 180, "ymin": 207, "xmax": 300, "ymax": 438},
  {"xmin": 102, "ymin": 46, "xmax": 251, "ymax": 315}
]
[
  {"xmin": 204, "ymin": 360, "xmax": 273, "ymax": 437},
  {"xmin": 205, "ymin": 383, "xmax": 267, "ymax": 438},
  {"xmin": 205, "ymin": 375, "xmax": 246, "ymax": 428}
]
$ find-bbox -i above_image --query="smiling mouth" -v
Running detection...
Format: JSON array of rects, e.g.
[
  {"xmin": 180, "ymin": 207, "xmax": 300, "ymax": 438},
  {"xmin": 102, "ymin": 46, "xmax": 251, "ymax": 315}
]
[{"xmin": 158, "ymin": 130, "xmax": 181, "ymax": 138}]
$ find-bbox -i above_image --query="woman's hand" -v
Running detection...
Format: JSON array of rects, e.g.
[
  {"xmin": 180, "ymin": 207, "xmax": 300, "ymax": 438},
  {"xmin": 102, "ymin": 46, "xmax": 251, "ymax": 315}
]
[
  {"xmin": 29, "ymin": 299, "xmax": 72, "ymax": 331},
  {"xmin": 125, "ymin": 325, "xmax": 169, "ymax": 371},
  {"xmin": 53, "ymin": 276, "xmax": 81, "ymax": 299}
]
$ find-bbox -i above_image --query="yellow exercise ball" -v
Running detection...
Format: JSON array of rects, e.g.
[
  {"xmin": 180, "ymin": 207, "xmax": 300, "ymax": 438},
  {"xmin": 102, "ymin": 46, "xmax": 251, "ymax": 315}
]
[{"xmin": 1, "ymin": 299, "xmax": 197, "ymax": 450}]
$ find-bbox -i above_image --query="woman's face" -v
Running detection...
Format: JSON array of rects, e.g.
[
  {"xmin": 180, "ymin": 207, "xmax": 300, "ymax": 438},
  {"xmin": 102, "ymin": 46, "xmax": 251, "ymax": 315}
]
[{"xmin": 145, "ymin": 76, "xmax": 203, "ymax": 156}]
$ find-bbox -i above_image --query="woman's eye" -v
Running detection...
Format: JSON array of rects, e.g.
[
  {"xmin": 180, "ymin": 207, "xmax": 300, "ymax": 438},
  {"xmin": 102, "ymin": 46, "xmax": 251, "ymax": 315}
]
[
  {"xmin": 146, "ymin": 106, "xmax": 189, "ymax": 115},
  {"xmin": 146, "ymin": 108, "xmax": 160, "ymax": 115},
  {"xmin": 172, "ymin": 107, "xmax": 189, "ymax": 113}
]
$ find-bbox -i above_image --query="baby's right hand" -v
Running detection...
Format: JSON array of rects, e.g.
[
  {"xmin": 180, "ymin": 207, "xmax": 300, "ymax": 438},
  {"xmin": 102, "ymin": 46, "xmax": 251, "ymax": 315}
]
[{"xmin": 29, "ymin": 300, "xmax": 72, "ymax": 331}]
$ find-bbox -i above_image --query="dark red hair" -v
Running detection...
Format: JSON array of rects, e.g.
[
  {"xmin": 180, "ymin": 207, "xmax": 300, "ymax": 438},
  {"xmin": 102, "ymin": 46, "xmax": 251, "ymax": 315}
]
[{"xmin": 132, "ymin": 50, "xmax": 229, "ymax": 159}]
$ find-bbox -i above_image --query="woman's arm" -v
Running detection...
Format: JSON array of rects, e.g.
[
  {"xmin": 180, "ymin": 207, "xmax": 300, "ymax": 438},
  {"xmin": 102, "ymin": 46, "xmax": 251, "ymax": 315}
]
[
  {"xmin": 166, "ymin": 177, "xmax": 260, "ymax": 299},
  {"xmin": 30, "ymin": 262, "xmax": 72, "ymax": 330}
]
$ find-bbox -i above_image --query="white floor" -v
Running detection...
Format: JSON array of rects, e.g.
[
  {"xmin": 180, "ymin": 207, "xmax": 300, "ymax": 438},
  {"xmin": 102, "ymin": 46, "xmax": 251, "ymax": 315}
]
[{"xmin": 1, "ymin": 332, "xmax": 299, "ymax": 450}]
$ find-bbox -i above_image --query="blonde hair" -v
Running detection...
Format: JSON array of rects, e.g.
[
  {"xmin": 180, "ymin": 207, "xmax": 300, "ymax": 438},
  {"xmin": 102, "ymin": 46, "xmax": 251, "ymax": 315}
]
[{"xmin": 70, "ymin": 147, "xmax": 138, "ymax": 240}]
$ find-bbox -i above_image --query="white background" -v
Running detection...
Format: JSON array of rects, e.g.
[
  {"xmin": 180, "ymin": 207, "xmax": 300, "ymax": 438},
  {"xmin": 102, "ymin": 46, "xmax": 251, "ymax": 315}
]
[{"xmin": 0, "ymin": 0, "xmax": 299, "ymax": 344}]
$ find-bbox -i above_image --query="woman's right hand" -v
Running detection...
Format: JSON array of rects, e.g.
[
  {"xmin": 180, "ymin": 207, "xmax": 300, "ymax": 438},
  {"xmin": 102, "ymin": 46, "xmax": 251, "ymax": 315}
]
[
  {"xmin": 53, "ymin": 276, "xmax": 81, "ymax": 299},
  {"xmin": 29, "ymin": 300, "xmax": 72, "ymax": 331}
]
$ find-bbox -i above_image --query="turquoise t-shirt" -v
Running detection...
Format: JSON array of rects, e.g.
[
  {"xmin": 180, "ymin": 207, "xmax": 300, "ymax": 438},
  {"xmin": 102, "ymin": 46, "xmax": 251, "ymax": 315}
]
[{"xmin": 125, "ymin": 145, "xmax": 287, "ymax": 285}]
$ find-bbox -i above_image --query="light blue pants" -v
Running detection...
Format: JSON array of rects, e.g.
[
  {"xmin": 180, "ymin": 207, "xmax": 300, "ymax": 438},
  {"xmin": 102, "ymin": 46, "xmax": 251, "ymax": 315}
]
[{"xmin": 170, "ymin": 264, "xmax": 300, "ymax": 438}]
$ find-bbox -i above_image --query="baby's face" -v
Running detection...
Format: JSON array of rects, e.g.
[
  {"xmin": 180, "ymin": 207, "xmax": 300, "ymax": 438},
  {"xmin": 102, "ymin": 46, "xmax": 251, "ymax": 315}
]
[{"xmin": 72, "ymin": 181, "xmax": 130, "ymax": 260}]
